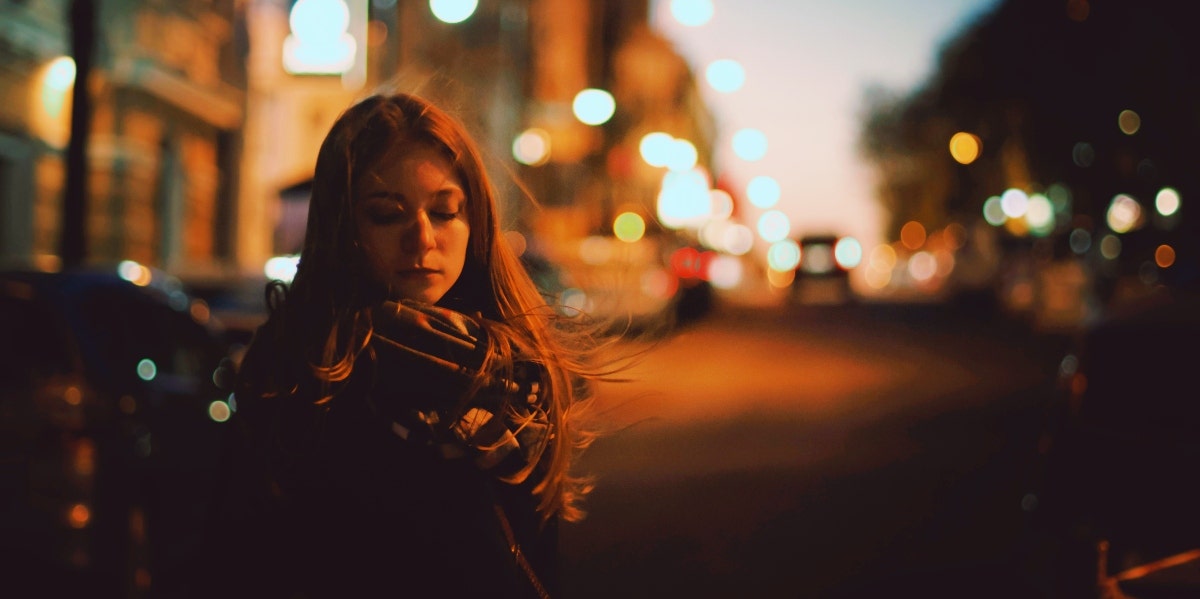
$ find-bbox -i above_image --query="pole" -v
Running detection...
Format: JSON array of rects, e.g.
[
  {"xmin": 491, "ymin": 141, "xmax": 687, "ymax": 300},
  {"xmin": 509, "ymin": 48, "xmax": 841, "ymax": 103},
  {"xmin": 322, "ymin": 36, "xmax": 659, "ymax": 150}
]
[{"xmin": 61, "ymin": 0, "xmax": 94, "ymax": 269}]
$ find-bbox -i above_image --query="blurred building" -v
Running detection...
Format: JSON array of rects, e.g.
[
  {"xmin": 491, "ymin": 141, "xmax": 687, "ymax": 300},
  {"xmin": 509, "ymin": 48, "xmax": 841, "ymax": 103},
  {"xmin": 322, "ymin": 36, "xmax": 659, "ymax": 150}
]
[
  {"xmin": 0, "ymin": 0, "xmax": 246, "ymax": 276},
  {"xmin": 1, "ymin": 0, "xmax": 717, "ymax": 328}
]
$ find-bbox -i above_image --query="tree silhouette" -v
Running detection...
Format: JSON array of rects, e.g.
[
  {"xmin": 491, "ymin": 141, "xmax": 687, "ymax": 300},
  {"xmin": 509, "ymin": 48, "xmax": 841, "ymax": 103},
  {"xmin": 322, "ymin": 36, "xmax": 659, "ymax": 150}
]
[{"xmin": 859, "ymin": 0, "xmax": 1199, "ymax": 288}]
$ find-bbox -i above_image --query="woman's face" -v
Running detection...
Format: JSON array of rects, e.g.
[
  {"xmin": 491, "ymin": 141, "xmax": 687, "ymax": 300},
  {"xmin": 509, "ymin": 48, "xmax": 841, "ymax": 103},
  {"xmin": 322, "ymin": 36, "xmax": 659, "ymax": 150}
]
[{"xmin": 354, "ymin": 143, "xmax": 470, "ymax": 304}]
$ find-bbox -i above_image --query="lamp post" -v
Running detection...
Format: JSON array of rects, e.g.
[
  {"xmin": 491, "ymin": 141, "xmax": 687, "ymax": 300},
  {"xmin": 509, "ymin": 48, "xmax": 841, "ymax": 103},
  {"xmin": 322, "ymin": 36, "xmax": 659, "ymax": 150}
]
[{"xmin": 61, "ymin": 0, "xmax": 94, "ymax": 269}]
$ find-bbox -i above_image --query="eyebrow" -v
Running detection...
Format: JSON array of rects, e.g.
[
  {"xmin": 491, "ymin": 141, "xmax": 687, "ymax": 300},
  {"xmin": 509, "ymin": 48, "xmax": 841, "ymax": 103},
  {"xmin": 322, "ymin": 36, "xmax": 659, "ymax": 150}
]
[{"xmin": 359, "ymin": 188, "xmax": 465, "ymax": 203}]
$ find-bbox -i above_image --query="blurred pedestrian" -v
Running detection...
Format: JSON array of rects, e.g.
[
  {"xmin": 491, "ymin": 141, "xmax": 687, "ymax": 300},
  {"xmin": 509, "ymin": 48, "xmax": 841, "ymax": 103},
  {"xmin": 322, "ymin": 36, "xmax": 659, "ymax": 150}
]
[{"xmin": 194, "ymin": 90, "xmax": 618, "ymax": 598}]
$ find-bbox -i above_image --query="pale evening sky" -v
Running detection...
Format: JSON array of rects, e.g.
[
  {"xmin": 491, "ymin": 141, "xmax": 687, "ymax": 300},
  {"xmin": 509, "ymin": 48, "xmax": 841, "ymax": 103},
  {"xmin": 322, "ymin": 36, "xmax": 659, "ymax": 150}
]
[{"xmin": 648, "ymin": 0, "xmax": 1004, "ymax": 253}]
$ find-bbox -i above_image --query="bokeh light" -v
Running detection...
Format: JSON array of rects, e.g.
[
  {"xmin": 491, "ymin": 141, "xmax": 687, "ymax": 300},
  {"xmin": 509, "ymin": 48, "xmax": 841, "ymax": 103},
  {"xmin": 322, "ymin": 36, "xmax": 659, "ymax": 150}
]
[
  {"xmin": 118, "ymin": 260, "xmax": 153, "ymax": 286},
  {"xmin": 572, "ymin": 88, "xmax": 616, "ymax": 126},
  {"xmin": 949, "ymin": 131, "xmax": 982, "ymax": 164},
  {"xmin": 834, "ymin": 237, "xmax": 863, "ymax": 269},
  {"xmin": 732, "ymin": 128, "xmax": 767, "ymax": 161},
  {"xmin": 1106, "ymin": 193, "xmax": 1142, "ymax": 234},
  {"xmin": 639, "ymin": 132, "xmax": 674, "ymax": 167},
  {"xmin": 265, "ymin": 255, "xmax": 300, "ymax": 282},
  {"xmin": 1025, "ymin": 194, "xmax": 1055, "ymax": 236},
  {"xmin": 190, "ymin": 300, "xmax": 211, "ymax": 324},
  {"xmin": 767, "ymin": 267, "xmax": 796, "ymax": 289},
  {"xmin": 1000, "ymin": 188, "xmax": 1029, "ymax": 218},
  {"xmin": 1099, "ymin": 234, "xmax": 1121, "ymax": 259},
  {"xmin": 45, "ymin": 56, "xmax": 76, "ymax": 92},
  {"xmin": 900, "ymin": 221, "xmax": 926, "ymax": 250},
  {"xmin": 1117, "ymin": 109, "xmax": 1141, "ymax": 135},
  {"xmin": 136, "ymin": 359, "xmax": 157, "ymax": 382},
  {"xmin": 656, "ymin": 169, "xmax": 712, "ymax": 229},
  {"xmin": 709, "ymin": 189, "xmax": 734, "ymax": 219},
  {"xmin": 1156, "ymin": 187, "xmax": 1180, "ymax": 217},
  {"xmin": 665, "ymin": 138, "xmax": 698, "ymax": 171},
  {"xmin": 756, "ymin": 210, "xmax": 791, "ymax": 243},
  {"xmin": 982, "ymin": 195, "xmax": 1006, "ymax": 225},
  {"xmin": 1155, "ymin": 244, "xmax": 1176, "ymax": 268},
  {"xmin": 767, "ymin": 239, "xmax": 801, "ymax": 271},
  {"xmin": 429, "ymin": 0, "xmax": 477, "ymax": 23},
  {"xmin": 706, "ymin": 255, "xmax": 743, "ymax": 289},
  {"xmin": 284, "ymin": 0, "xmax": 356, "ymax": 74},
  {"xmin": 1068, "ymin": 228, "xmax": 1091, "ymax": 254},
  {"xmin": 670, "ymin": 0, "xmax": 714, "ymax": 26},
  {"xmin": 720, "ymin": 223, "xmax": 755, "ymax": 256},
  {"xmin": 209, "ymin": 400, "xmax": 232, "ymax": 423},
  {"xmin": 512, "ymin": 128, "xmax": 551, "ymax": 165},
  {"xmin": 613, "ymin": 212, "xmax": 646, "ymax": 243},
  {"xmin": 908, "ymin": 251, "xmax": 937, "ymax": 282},
  {"xmin": 504, "ymin": 230, "xmax": 527, "ymax": 257},
  {"xmin": 705, "ymin": 59, "xmax": 745, "ymax": 93},
  {"xmin": 746, "ymin": 175, "xmax": 781, "ymax": 208},
  {"xmin": 68, "ymin": 503, "xmax": 90, "ymax": 529}
]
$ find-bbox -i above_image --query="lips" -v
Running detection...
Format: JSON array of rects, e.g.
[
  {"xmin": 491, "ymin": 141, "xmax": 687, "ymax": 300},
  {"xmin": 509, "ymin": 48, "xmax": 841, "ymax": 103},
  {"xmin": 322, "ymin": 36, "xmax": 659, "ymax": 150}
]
[{"xmin": 397, "ymin": 267, "xmax": 439, "ymax": 276}]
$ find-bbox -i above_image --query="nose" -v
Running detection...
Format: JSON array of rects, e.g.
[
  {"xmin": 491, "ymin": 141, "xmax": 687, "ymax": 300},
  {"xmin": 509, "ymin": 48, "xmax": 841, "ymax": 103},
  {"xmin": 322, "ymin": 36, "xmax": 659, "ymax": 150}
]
[{"xmin": 403, "ymin": 210, "xmax": 437, "ymax": 254}]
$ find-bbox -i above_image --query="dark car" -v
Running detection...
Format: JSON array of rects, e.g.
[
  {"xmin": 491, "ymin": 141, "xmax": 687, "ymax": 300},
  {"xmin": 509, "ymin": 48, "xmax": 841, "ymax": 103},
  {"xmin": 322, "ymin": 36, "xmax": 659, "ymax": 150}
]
[
  {"xmin": 791, "ymin": 234, "xmax": 858, "ymax": 305},
  {"xmin": 1023, "ymin": 283, "xmax": 1200, "ymax": 597},
  {"xmin": 0, "ymin": 265, "xmax": 237, "ymax": 597}
]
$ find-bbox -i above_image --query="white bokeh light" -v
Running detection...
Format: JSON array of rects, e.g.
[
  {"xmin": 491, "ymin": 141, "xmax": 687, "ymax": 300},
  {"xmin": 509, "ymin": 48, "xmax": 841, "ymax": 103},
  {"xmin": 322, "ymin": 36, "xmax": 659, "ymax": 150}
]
[
  {"xmin": 721, "ymin": 223, "xmax": 755, "ymax": 256},
  {"xmin": 705, "ymin": 59, "xmax": 745, "ymax": 93},
  {"xmin": 657, "ymin": 169, "xmax": 713, "ymax": 229},
  {"xmin": 572, "ymin": 88, "xmax": 616, "ymax": 126},
  {"xmin": 512, "ymin": 128, "xmax": 550, "ymax": 166},
  {"xmin": 746, "ymin": 175, "xmax": 781, "ymax": 208},
  {"xmin": 1000, "ymin": 188, "xmax": 1029, "ymax": 218},
  {"xmin": 756, "ymin": 210, "xmax": 791, "ymax": 242},
  {"xmin": 670, "ymin": 0, "xmax": 714, "ymax": 26},
  {"xmin": 1156, "ymin": 187, "xmax": 1180, "ymax": 216},
  {"xmin": 639, "ymin": 132, "xmax": 674, "ymax": 167},
  {"xmin": 429, "ymin": 0, "xmax": 478, "ymax": 24},
  {"xmin": 732, "ymin": 128, "xmax": 768, "ymax": 162},
  {"xmin": 767, "ymin": 239, "xmax": 802, "ymax": 271},
  {"xmin": 706, "ymin": 254, "xmax": 743, "ymax": 289},
  {"xmin": 1106, "ymin": 194, "xmax": 1143, "ymax": 234},
  {"xmin": 665, "ymin": 138, "xmax": 698, "ymax": 171},
  {"xmin": 283, "ymin": 0, "xmax": 356, "ymax": 74}
]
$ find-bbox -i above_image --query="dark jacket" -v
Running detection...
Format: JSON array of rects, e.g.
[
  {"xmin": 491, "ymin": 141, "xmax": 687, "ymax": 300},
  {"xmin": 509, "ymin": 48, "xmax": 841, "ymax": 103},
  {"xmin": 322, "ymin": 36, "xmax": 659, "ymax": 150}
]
[{"xmin": 190, "ymin": 303, "xmax": 557, "ymax": 598}]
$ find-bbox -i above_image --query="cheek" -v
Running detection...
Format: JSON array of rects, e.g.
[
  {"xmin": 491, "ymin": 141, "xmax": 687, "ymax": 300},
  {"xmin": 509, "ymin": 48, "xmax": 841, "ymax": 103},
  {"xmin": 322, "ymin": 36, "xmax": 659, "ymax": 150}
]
[
  {"xmin": 358, "ymin": 229, "xmax": 398, "ymax": 272},
  {"xmin": 446, "ymin": 225, "xmax": 471, "ymax": 264}
]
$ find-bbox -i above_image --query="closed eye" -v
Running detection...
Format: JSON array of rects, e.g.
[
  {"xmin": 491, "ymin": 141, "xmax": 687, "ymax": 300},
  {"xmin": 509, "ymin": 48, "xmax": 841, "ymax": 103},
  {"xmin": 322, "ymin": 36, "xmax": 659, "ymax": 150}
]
[{"xmin": 364, "ymin": 207, "xmax": 404, "ymax": 225}]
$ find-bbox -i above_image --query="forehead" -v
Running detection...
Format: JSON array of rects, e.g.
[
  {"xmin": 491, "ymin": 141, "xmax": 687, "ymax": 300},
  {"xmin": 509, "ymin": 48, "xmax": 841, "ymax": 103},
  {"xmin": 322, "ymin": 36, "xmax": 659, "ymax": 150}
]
[{"xmin": 357, "ymin": 142, "xmax": 461, "ymax": 190}]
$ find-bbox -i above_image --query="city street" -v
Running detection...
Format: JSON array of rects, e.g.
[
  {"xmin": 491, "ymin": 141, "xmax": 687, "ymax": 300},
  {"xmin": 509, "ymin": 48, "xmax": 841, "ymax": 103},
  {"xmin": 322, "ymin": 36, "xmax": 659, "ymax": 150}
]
[{"xmin": 558, "ymin": 296, "xmax": 1073, "ymax": 598}]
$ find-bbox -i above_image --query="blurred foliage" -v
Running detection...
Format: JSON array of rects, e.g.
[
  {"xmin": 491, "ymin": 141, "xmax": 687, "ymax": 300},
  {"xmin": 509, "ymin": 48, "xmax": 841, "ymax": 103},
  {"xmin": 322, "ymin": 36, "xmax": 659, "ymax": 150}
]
[{"xmin": 858, "ymin": 0, "xmax": 1199, "ymax": 273}]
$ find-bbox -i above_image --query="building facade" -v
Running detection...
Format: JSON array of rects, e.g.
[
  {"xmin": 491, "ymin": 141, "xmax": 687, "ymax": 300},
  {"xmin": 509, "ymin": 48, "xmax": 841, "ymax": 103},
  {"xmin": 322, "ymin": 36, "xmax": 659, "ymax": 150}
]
[{"xmin": 0, "ymin": 0, "xmax": 246, "ymax": 276}]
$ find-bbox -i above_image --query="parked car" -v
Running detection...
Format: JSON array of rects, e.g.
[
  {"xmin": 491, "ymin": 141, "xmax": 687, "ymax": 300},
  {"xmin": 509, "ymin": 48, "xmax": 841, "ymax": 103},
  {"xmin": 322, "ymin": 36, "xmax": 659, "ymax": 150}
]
[
  {"xmin": 0, "ymin": 264, "xmax": 237, "ymax": 597},
  {"xmin": 1023, "ymin": 282, "xmax": 1200, "ymax": 597},
  {"xmin": 790, "ymin": 233, "xmax": 858, "ymax": 305}
]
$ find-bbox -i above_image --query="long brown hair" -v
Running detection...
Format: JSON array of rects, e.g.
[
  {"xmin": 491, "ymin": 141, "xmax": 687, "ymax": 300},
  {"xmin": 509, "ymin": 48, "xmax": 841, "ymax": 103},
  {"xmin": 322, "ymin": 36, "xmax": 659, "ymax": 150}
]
[{"xmin": 237, "ymin": 91, "xmax": 613, "ymax": 522}]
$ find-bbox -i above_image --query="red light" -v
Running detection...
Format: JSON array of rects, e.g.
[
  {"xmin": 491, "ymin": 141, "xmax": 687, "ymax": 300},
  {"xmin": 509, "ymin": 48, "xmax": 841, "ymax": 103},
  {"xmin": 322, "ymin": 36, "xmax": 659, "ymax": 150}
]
[{"xmin": 670, "ymin": 247, "xmax": 702, "ymax": 278}]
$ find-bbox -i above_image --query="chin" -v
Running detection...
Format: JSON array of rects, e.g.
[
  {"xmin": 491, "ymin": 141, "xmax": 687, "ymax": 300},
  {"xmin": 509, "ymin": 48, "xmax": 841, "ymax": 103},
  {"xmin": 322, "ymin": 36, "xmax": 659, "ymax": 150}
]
[{"xmin": 391, "ymin": 287, "xmax": 446, "ymax": 305}]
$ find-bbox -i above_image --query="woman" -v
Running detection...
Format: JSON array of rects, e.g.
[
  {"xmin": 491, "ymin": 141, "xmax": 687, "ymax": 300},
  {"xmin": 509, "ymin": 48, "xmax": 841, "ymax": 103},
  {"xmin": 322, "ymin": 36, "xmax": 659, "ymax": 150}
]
[{"xmin": 198, "ymin": 92, "xmax": 612, "ymax": 598}]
